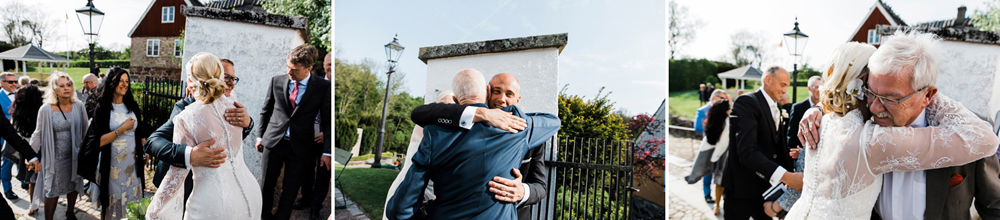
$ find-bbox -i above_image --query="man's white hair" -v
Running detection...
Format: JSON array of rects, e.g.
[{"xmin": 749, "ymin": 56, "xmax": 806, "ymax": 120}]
[
  {"xmin": 807, "ymin": 75, "xmax": 822, "ymax": 88},
  {"xmin": 82, "ymin": 73, "xmax": 98, "ymax": 82},
  {"xmin": 452, "ymin": 69, "xmax": 486, "ymax": 103},
  {"xmin": 17, "ymin": 76, "xmax": 29, "ymax": 85},
  {"xmin": 869, "ymin": 31, "xmax": 941, "ymax": 90}
]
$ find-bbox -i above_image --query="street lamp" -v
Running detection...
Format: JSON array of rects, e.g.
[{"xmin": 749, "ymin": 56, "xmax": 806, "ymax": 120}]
[
  {"xmin": 372, "ymin": 34, "xmax": 404, "ymax": 168},
  {"xmin": 783, "ymin": 17, "xmax": 808, "ymax": 103},
  {"xmin": 76, "ymin": 0, "xmax": 104, "ymax": 75}
]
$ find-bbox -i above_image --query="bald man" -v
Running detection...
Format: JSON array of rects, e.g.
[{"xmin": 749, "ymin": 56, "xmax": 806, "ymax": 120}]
[
  {"xmin": 409, "ymin": 73, "xmax": 547, "ymax": 220},
  {"xmin": 387, "ymin": 69, "xmax": 559, "ymax": 220}
]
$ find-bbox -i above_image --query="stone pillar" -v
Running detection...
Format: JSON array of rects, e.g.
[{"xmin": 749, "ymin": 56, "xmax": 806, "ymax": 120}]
[
  {"xmin": 181, "ymin": 5, "xmax": 309, "ymax": 182},
  {"xmin": 418, "ymin": 33, "xmax": 567, "ymax": 114}
]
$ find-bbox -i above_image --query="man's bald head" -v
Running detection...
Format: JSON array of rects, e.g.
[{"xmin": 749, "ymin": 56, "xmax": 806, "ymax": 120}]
[
  {"xmin": 488, "ymin": 73, "xmax": 521, "ymax": 109},
  {"xmin": 82, "ymin": 73, "xmax": 99, "ymax": 91},
  {"xmin": 324, "ymin": 53, "xmax": 332, "ymax": 79},
  {"xmin": 452, "ymin": 69, "xmax": 487, "ymax": 105}
]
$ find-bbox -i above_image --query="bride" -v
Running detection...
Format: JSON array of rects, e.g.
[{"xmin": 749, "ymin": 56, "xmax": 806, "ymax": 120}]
[
  {"xmin": 146, "ymin": 52, "xmax": 263, "ymax": 219},
  {"xmin": 784, "ymin": 41, "xmax": 999, "ymax": 219}
]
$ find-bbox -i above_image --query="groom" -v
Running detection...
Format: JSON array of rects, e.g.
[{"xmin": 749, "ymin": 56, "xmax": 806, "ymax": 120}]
[
  {"xmin": 798, "ymin": 31, "xmax": 1000, "ymax": 219},
  {"xmin": 256, "ymin": 44, "xmax": 332, "ymax": 220},
  {"xmin": 723, "ymin": 66, "xmax": 803, "ymax": 220}
]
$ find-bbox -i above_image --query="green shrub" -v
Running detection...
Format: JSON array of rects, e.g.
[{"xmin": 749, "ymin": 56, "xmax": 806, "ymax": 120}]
[
  {"xmin": 69, "ymin": 59, "xmax": 131, "ymax": 68},
  {"xmin": 668, "ymin": 58, "xmax": 719, "ymax": 92}
]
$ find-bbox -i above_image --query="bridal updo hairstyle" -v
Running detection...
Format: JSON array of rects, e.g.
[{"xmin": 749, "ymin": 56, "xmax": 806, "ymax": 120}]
[
  {"xmin": 820, "ymin": 42, "xmax": 876, "ymax": 116},
  {"xmin": 186, "ymin": 52, "xmax": 227, "ymax": 104}
]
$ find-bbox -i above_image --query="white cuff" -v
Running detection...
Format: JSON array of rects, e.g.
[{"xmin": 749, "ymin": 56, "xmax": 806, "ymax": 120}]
[
  {"xmin": 770, "ymin": 166, "xmax": 787, "ymax": 186},
  {"xmin": 184, "ymin": 146, "xmax": 193, "ymax": 168},
  {"xmin": 323, "ymin": 153, "xmax": 332, "ymax": 157},
  {"xmin": 459, "ymin": 106, "xmax": 476, "ymax": 130},
  {"xmin": 517, "ymin": 183, "xmax": 530, "ymax": 207},
  {"xmin": 27, "ymin": 157, "xmax": 37, "ymax": 163}
]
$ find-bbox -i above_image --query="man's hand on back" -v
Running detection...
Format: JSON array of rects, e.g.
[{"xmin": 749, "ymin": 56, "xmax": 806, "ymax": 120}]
[
  {"xmin": 224, "ymin": 102, "xmax": 251, "ymax": 128},
  {"xmin": 190, "ymin": 139, "xmax": 226, "ymax": 168},
  {"xmin": 474, "ymin": 108, "xmax": 526, "ymax": 133},
  {"xmin": 797, "ymin": 107, "xmax": 824, "ymax": 149}
]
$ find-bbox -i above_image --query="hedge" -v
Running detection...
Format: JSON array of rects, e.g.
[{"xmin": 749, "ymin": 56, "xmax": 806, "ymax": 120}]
[
  {"xmin": 669, "ymin": 58, "xmax": 719, "ymax": 92},
  {"xmin": 69, "ymin": 60, "xmax": 131, "ymax": 68}
]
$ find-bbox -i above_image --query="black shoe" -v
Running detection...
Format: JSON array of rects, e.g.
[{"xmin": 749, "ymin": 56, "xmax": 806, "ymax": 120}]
[
  {"xmin": 4, "ymin": 191, "xmax": 17, "ymax": 200},
  {"xmin": 310, "ymin": 212, "xmax": 321, "ymax": 220},
  {"xmin": 19, "ymin": 184, "xmax": 27, "ymax": 190},
  {"xmin": 292, "ymin": 200, "xmax": 310, "ymax": 210},
  {"xmin": 705, "ymin": 195, "xmax": 714, "ymax": 203},
  {"xmin": 66, "ymin": 211, "xmax": 78, "ymax": 220}
]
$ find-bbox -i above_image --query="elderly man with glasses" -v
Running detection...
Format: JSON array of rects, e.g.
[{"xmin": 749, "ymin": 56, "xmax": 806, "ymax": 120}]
[{"xmin": 798, "ymin": 31, "xmax": 1000, "ymax": 219}]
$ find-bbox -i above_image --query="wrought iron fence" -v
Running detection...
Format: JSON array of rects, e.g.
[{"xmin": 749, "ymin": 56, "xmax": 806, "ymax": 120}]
[
  {"xmin": 135, "ymin": 77, "xmax": 184, "ymax": 129},
  {"xmin": 528, "ymin": 137, "xmax": 636, "ymax": 220}
]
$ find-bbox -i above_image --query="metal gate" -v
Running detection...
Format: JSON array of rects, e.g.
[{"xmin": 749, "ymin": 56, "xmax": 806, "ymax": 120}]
[
  {"xmin": 137, "ymin": 76, "xmax": 184, "ymax": 129},
  {"xmin": 528, "ymin": 137, "xmax": 636, "ymax": 220}
]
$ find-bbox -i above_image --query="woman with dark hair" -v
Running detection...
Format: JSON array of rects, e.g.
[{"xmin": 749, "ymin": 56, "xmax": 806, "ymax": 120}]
[
  {"xmin": 703, "ymin": 99, "xmax": 731, "ymax": 215},
  {"xmin": 683, "ymin": 98, "xmax": 732, "ymax": 215},
  {"xmin": 78, "ymin": 66, "xmax": 152, "ymax": 220},
  {"xmin": 29, "ymin": 72, "xmax": 89, "ymax": 220},
  {"xmin": 10, "ymin": 84, "xmax": 43, "ymax": 215}
]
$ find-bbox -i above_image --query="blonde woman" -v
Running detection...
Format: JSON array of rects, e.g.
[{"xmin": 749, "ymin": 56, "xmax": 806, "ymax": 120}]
[
  {"xmin": 29, "ymin": 72, "xmax": 89, "ymax": 220},
  {"xmin": 146, "ymin": 52, "xmax": 262, "ymax": 219},
  {"xmin": 783, "ymin": 41, "xmax": 999, "ymax": 219}
]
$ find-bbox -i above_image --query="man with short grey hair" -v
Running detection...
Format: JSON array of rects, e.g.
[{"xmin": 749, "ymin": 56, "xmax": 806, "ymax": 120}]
[
  {"xmin": 77, "ymin": 73, "xmax": 98, "ymax": 104},
  {"xmin": 0, "ymin": 72, "xmax": 15, "ymax": 200}
]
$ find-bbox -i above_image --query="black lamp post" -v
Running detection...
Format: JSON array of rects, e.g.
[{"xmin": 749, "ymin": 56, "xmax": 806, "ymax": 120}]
[
  {"xmin": 372, "ymin": 34, "xmax": 404, "ymax": 168},
  {"xmin": 783, "ymin": 17, "xmax": 809, "ymax": 103},
  {"xmin": 76, "ymin": 0, "xmax": 104, "ymax": 76}
]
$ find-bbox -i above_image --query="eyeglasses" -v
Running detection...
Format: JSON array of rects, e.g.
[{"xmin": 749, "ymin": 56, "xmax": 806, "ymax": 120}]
[
  {"xmin": 2, "ymin": 81, "xmax": 16, "ymax": 84},
  {"xmin": 863, "ymin": 85, "xmax": 927, "ymax": 109},
  {"xmin": 224, "ymin": 76, "xmax": 240, "ymax": 85}
]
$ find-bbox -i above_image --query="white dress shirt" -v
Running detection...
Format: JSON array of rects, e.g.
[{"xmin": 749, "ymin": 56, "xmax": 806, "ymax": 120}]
[
  {"xmin": 759, "ymin": 89, "xmax": 787, "ymax": 186},
  {"xmin": 876, "ymin": 108, "xmax": 928, "ymax": 220}
]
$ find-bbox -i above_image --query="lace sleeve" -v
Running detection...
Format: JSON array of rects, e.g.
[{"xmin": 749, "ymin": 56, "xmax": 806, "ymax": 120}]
[
  {"xmin": 863, "ymin": 95, "xmax": 1000, "ymax": 174},
  {"xmin": 146, "ymin": 116, "xmax": 194, "ymax": 220}
]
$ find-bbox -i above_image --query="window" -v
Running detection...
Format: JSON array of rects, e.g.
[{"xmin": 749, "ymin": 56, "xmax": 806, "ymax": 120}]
[
  {"xmin": 174, "ymin": 39, "xmax": 182, "ymax": 58},
  {"xmin": 147, "ymin": 39, "xmax": 160, "ymax": 57},
  {"xmin": 162, "ymin": 6, "xmax": 175, "ymax": 23},
  {"xmin": 867, "ymin": 29, "xmax": 881, "ymax": 45}
]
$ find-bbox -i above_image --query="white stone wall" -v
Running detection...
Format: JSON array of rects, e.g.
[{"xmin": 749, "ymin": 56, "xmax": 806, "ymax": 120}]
[
  {"xmin": 423, "ymin": 48, "xmax": 560, "ymax": 114},
  {"xmin": 182, "ymin": 16, "xmax": 307, "ymax": 183},
  {"xmin": 934, "ymin": 41, "xmax": 1000, "ymax": 121}
]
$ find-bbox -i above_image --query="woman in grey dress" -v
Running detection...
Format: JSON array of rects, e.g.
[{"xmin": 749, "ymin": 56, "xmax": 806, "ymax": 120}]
[
  {"xmin": 29, "ymin": 72, "xmax": 88, "ymax": 220},
  {"xmin": 79, "ymin": 67, "xmax": 150, "ymax": 220}
]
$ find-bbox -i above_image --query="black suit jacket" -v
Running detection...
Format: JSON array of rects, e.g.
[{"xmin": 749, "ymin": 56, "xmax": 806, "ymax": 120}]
[
  {"xmin": 722, "ymin": 90, "xmax": 793, "ymax": 199},
  {"xmin": 785, "ymin": 99, "xmax": 812, "ymax": 152},
  {"xmin": 143, "ymin": 96, "xmax": 254, "ymax": 188},
  {"xmin": 258, "ymin": 75, "xmax": 331, "ymax": 158},
  {"xmin": 0, "ymin": 110, "xmax": 38, "ymax": 219},
  {"xmin": 410, "ymin": 103, "xmax": 548, "ymax": 219}
]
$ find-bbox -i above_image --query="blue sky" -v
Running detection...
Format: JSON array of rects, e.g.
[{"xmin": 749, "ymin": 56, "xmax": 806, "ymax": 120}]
[{"xmin": 334, "ymin": 0, "xmax": 666, "ymax": 115}]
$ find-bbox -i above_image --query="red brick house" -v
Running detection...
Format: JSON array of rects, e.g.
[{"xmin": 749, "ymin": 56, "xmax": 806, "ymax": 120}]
[
  {"xmin": 127, "ymin": 0, "xmax": 203, "ymax": 80},
  {"xmin": 847, "ymin": 0, "xmax": 907, "ymax": 48}
]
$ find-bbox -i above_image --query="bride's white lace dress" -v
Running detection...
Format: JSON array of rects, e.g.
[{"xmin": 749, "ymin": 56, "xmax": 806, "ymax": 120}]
[
  {"xmin": 785, "ymin": 95, "xmax": 999, "ymax": 219},
  {"xmin": 146, "ymin": 95, "xmax": 263, "ymax": 220}
]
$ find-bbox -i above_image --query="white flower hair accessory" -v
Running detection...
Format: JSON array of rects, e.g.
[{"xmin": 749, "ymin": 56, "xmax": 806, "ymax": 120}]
[{"xmin": 846, "ymin": 78, "xmax": 864, "ymax": 100}]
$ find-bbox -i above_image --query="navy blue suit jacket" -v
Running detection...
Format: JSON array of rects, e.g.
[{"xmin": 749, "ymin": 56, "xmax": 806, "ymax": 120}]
[{"xmin": 386, "ymin": 104, "xmax": 560, "ymax": 220}]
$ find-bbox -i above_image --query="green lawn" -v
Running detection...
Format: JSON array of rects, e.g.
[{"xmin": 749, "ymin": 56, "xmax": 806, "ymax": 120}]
[
  {"xmin": 336, "ymin": 165, "xmax": 399, "ymax": 220},
  {"xmin": 669, "ymin": 85, "xmax": 811, "ymax": 120},
  {"xmin": 13, "ymin": 67, "xmax": 91, "ymax": 89}
]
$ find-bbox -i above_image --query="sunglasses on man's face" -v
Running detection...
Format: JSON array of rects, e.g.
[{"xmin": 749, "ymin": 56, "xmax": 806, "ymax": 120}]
[{"xmin": 3, "ymin": 80, "xmax": 16, "ymax": 84}]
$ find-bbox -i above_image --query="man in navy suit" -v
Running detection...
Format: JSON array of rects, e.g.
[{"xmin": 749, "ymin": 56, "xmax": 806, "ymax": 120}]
[{"xmin": 386, "ymin": 69, "xmax": 560, "ymax": 220}]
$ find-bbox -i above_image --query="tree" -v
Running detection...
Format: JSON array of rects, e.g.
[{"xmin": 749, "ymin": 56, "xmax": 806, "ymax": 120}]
[
  {"xmin": 334, "ymin": 57, "xmax": 421, "ymax": 155},
  {"xmin": 0, "ymin": 1, "xmax": 57, "ymax": 48},
  {"xmin": 557, "ymin": 85, "xmax": 629, "ymax": 140},
  {"xmin": 729, "ymin": 29, "xmax": 770, "ymax": 68},
  {"xmin": 668, "ymin": 0, "xmax": 701, "ymax": 60},
  {"xmin": 797, "ymin": 63, "xmax": 822, "ymax": 81},
  {"xmin": 974, "ymin": 0, "xmax": 1000, "ymax": 31},
  {"xmin": 264, "ymin": 0, "xmax": 330, "ymax": 52}
]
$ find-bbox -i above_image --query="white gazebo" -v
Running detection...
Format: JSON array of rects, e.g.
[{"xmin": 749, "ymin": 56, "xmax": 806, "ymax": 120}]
[
  {"xmin": 0, "ymin": 44, "xmax": 70, "ymax": 76},
  {"xmin": 718, "ymin": 65, "xmax": 762, "ymax": 91}
]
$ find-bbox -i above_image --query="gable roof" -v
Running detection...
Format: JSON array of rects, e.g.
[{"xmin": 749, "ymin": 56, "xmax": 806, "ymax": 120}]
[
  {"xmin": 0, "ymin": 44, "xmax": 70, "ymax": 62},
  {"xmin": 912, "ymin": 17, "xmax": 975, "ymax": 29},
  {"xmin": 847, "ymin": 0, "xmax": 907, "ymax": 42},
  {"xmin": 717, "ymin": 65, "xmax": 762, "ymax": 81},
  {"xmin": 204, "ymin": 0, "xmax": 263, "ymax": 9},
  {"xmin": 128, "ymin": 0, "xmax": 197, "ymax": 37}
]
